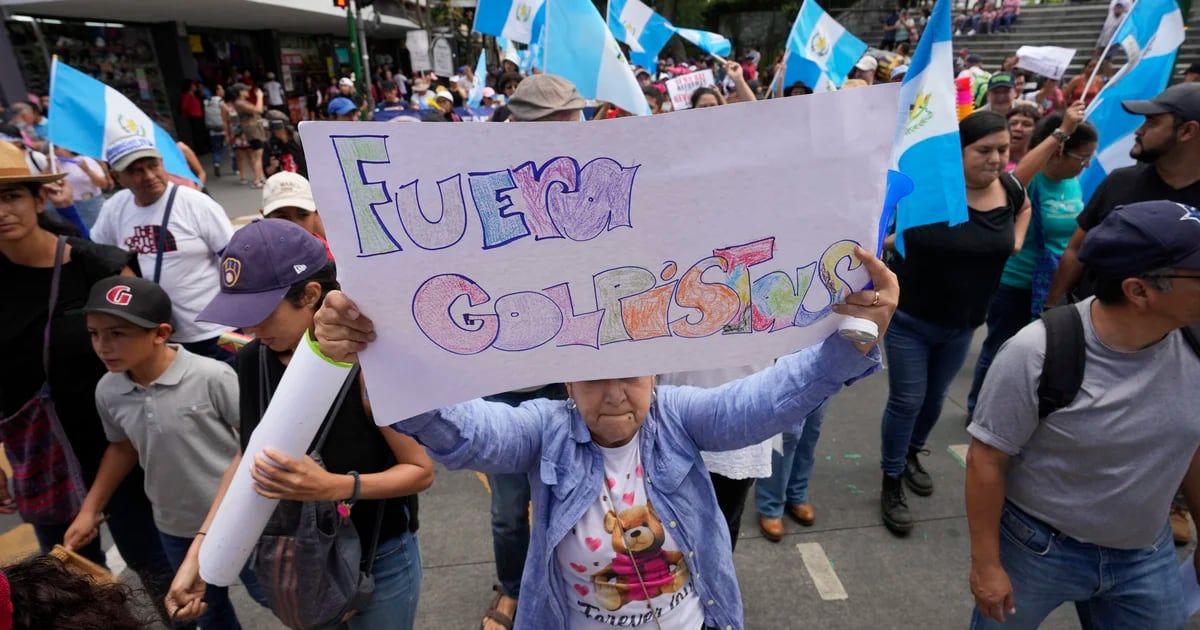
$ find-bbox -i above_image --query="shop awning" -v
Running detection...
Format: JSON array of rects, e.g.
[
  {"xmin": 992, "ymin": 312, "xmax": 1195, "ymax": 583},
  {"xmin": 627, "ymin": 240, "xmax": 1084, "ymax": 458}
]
[{"xmin": 0, "ymin": 0, "xmax": 420, "ymax": 34}]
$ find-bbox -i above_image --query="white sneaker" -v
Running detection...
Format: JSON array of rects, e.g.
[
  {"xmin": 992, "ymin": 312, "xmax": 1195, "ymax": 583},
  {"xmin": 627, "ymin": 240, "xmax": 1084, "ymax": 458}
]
[{"xmin": 966, "ymin": 29, "xmax": 976, "ymax": 36}]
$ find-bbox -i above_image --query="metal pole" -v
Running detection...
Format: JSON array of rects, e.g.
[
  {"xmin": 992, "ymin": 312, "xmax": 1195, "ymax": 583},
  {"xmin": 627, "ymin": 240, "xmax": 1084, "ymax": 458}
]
[
  {"xmin": 356, "ymin": 0, "xmax": 374, "ymax": 117},
  {"xmin": 347, "ymin": 0, "xmax": 365, "ymax": 119}
]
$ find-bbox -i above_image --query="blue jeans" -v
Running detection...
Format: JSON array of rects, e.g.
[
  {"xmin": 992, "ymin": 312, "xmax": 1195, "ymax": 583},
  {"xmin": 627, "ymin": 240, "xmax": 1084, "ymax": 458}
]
[
  {"xmin": 879, "ymin": 310, "xmax": 975, "ymax": 478},
  {"xmin": 967, "ymin": 284, "xmax": 1032, "ymax": 415},
  {"xmin": 970, "ymin": 503, "xmax": 1184, "ymax": 630},
  {"xmin": 339, "ymin": 531, "xmax": 422, "ymax": 630},
  {"xmin": 755, "ymin": 401, "xmax": 830, "ymax": 518},
  {"xmin": 159, "ymin": 532, "xmax": 267, "ymax": 630},
  {"xmin": 209, "ymin": 132, "xmax": 226, "ymax": 168},
  {"xmin": 34, "ymin": 470, "xmax": 182, "ymax": 627},
  {"xmin": 488, "ymin": 472, "xmax": 531, "ymax": 599}
]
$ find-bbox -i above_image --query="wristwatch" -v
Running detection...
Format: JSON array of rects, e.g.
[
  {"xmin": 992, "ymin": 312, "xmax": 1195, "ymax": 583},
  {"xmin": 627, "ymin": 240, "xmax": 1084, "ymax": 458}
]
[{"xmin": 1051, "ymin": 129, "xmax": 1071, "ymax": 143}]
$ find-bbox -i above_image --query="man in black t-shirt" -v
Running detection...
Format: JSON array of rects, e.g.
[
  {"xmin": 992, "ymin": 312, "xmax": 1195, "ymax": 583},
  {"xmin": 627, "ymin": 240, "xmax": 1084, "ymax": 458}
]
[{"xmin": 1046, "ymin": 83, "xmax": 1200, "ymax": 307}]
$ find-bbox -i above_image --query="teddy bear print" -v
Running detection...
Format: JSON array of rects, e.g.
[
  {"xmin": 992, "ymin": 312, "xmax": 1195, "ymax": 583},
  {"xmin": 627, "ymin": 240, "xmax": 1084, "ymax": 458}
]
[{"xmin": 590, "ymin": 500, "xmax": 690, "ymax": 611}]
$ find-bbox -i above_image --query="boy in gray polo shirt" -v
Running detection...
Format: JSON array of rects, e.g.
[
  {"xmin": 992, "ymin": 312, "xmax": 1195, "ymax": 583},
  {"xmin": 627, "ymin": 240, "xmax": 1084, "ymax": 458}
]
[{"xmin": 63, "ymin": 276, "xmax": 263, "ymax": 630}]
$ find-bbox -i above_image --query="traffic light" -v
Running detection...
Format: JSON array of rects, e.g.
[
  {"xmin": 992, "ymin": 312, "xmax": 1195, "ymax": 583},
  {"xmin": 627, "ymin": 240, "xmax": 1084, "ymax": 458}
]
[{"xmin": 333, "ymin": 0, "xmax": 348, "ymax": 8}]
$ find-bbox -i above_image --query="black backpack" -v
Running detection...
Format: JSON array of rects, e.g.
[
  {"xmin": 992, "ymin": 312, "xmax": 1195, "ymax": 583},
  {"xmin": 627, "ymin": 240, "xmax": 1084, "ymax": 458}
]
[{"xmin": 1037, "ymin": 305, "xmax": 1200, "ymax": 418}]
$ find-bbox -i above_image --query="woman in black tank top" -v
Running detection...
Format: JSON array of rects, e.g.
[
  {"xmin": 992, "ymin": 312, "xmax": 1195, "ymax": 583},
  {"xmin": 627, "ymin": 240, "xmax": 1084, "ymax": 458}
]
[{"xmin": 878, "ymin": 112, "xmax": 1030, "ymax": 536}]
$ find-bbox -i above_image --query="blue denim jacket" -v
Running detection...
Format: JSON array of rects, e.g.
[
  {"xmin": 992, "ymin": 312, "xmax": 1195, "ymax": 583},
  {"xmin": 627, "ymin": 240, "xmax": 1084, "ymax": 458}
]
[{"xmin": 394, "ymin": 335, "xmax": 880, "ymax": 629}]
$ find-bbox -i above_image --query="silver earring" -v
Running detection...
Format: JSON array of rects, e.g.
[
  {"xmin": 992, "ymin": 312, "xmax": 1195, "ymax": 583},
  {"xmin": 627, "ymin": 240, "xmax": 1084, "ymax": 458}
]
[{"xmin": 566, "ymin": 398, "xmax": 577, "ymax": 410}]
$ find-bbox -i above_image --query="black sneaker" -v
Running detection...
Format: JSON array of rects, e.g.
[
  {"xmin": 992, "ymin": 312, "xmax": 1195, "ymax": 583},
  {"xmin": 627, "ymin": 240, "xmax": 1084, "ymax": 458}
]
[
  {"xmin": 904, "ymin": 449, "xmax": 934, "ymax": 497},
  {"xmin": 214, "ymin": 165, "xmax": 221, "ymax": 177},
  {"xmin": 881, "ymin": 474, "xmax": 914, "ymax": 535}
]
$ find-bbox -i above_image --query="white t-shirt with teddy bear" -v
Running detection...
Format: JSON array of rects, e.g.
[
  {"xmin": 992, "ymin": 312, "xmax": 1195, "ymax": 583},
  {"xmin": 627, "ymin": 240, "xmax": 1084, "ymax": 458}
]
[{"xmin": 555, "ymin": 438, "xmax": 705, "ymax": 629}]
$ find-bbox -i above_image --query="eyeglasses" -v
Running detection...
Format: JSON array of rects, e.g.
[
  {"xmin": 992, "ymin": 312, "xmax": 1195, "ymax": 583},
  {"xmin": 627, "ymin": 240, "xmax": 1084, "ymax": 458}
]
[{"xmin": 1063, "ymin": 151, "xmax": 1093, "ymax": 167}]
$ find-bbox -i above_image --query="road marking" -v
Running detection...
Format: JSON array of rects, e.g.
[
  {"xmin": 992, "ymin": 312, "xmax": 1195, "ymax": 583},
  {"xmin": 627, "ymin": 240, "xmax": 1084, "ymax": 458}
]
[
  {"xmin": 796, "ymin": 542, "xmax": 848, "ymax": 601},
  {"xmin": 948, "ymin": 444, "xmax": 969, "ymax": 469},
  {"xmin": 105, "ymin": 543, "xmax": 126, "ymax": 577},
  {"xmin": 475, "ymin": 472, "xmax": 491, "ymax": 493}
]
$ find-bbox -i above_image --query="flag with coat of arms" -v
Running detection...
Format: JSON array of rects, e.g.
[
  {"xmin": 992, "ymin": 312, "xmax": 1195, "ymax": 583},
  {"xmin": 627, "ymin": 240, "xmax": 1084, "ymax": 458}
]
[
  {"xmin": 888, "ymin": 0, "xmax": 967, "ymax": 255},
  {"xmin": 48, "ymin": 59, "xmax": 198, "ymax": 184},
  {"xmin": 1078, "ymin": 0, "xmax": 1185, "ymax": 199},
  {"xmin": 607, "ymin": 0, "xmax": 676, "ymax": 63},
  {"xmin": 783, "ymin": 0, "xmax": 868, "ymax": 93},
  {"xmin": 474, "ymin": 0, "xmax": 546, "ymax": 44}
]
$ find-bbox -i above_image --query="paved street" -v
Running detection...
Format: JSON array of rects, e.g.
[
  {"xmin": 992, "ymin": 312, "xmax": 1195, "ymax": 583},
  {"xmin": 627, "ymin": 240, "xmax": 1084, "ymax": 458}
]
[{"xmin": 0, "ymin": 169, "xmax": 1195, "ymax": 628}]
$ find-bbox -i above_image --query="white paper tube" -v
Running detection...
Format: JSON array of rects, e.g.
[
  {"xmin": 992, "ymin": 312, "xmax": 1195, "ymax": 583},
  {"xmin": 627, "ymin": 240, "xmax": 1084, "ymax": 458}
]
[{"xmin": 199, "ymin": 331, "xmax": 353, "ymax": 585}]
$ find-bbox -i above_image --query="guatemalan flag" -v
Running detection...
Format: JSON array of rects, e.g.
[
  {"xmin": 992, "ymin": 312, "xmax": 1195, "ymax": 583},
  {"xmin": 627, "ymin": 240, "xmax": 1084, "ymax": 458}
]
[
  {"xmin": 49, "ymin": 59, "xmax": 198, "ymax": 184},
  {"xmin": 1078, "ymin": 0, "xmax": 1185, "ymax": 199},
  {"xmin": 783, "ymin": 0, "xmax": 868, "ymax": 92},
  {"xmin": 675, "ymin": 28, "xmax": 732, "ymax": 57},
  {"xmin": 474, "ymin": 0, "xmax": 546, "ymax": 44},
  {"xmin": 889, "ymin": 0, "xmax": 966, "ymax": 255},
  {"xmin": 467, "ymin": 50, "xmax": 490, "ymax": 108},
  {"xmin": 545, "ymin": 0, "xmax": 651, "ymax": 116},
  {"xmin": 607, "ymin": 0, "xmax": 675, "ymax": 65}
]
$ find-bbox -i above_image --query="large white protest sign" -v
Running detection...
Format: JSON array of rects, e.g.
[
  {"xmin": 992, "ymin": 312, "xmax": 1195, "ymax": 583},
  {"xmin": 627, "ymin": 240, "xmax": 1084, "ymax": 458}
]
[
  {"xmin": 1016, "ymin": 45, "xmax": 1077, "ymax": 80},
  {"xmin": 432, "ymin": 38, "xmax": 455, "ymax": 76},
  {"xmin": 665, "ymin": 69, "xmax": 715, "ymax": 111},
  {"xmin": 299, "ymin": 84, "xmax": 899, "ymax": 424},
  {"xmin": 406, "ymin": 30, "xmax": 432, "ymax": 73}
]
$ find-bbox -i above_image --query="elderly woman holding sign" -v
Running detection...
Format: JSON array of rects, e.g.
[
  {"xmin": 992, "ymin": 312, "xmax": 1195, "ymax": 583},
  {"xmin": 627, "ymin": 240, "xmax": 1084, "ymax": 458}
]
[{"xmin": 315, "ymin": 245, "xmax": 896, "ymax": 630}]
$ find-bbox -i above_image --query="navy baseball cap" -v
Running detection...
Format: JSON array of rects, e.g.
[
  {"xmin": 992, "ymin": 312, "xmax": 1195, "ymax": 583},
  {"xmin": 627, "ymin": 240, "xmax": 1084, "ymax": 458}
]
[
  {"xmin": 82, "ymin": 276, "xmax": 172, "ymax": 329},
  {"xmin": 327, "ymin": 96, "xmax": 359, "ymax": 117},
  {"xmin": 1078, "ymin": 200, "xmax": 1200, "ymax": 279},
  {"xmin": 197, "ymin": 219, "xmax": 330, "ymax": 328}
]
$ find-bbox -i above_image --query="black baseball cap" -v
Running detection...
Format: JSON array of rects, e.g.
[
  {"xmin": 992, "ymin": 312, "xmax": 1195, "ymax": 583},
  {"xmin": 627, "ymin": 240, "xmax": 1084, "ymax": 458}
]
[
  {"xmin": 988, "ymin": 73, "xmax": 1016, "ymax": 91},
  {"xmin": 1078, "ymin": 200, "xmax": 1200, "ymax": 279},
  {"xmin": 81, "ymin": 277, "xmax": 172, "ymax": 329},
  {"xmin": 1121, "ymin": 83, "xmax": 1200, "ymax": 123}
]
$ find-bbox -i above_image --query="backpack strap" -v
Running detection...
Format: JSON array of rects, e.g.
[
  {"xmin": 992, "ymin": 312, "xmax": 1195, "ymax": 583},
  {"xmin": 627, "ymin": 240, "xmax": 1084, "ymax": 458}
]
[
  {"xmin": 42, "ymin": 236, "xmax": 68, "ymax": 383},
  {"xmin": 362, "ymin": 500, "xmax": 387, "ymax": 576},
  {"xmin": 310, "ymin": 364, "xmax": 362, "ymax": 454},
  {"xmin": 1000, "ymin": 172, "xmax": 1026, "ymax": 215},
  {"xmin": 152, "ymin": 184, "xmax": 179, "ymax": 284},
  {"xmin": 1038, "ymin": 305, "xmax": 1086, "ymax": 419}
]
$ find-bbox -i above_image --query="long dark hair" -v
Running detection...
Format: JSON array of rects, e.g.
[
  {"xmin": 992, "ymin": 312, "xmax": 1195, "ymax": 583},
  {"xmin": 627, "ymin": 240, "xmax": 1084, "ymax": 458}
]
[
  {"xmin": 1030, "ymin": 112, "xmax": 1099, "ymax": 152},
  {"xmin": 690, "ymin": 87, "xmax": 720, "ymax": 109},
  {"xmin": 960, "ymin": 111, "xmax": 1009, "ymax": 148},
  {"xmin": 5, "ymin": 556, "xmax": 152, "ymax": 630},
  {"xmin": 20, "ymin": 182, "xmax": 81, "ymax": 237}
]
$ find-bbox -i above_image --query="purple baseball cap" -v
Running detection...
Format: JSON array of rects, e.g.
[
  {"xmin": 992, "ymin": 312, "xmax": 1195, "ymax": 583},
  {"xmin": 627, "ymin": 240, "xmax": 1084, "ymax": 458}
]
[
  {"xmin": 198, "ymin": 219, "xmax": 330, "ymax": 328},
  {"xmin": 1078, "ymin": 200, "xmax": 1200, "ymax": 279}
]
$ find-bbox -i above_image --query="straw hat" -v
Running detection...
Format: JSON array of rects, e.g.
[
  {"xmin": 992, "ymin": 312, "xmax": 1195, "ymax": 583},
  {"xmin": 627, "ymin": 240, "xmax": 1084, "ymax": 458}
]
[{"xmin": 0, "ymin": 141, "xmax": 66, "ymax": 184}]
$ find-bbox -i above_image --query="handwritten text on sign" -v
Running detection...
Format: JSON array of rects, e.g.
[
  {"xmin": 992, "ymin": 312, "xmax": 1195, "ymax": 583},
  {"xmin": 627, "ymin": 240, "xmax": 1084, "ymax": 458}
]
[
  {"xmin": 665, "ymin": 69, "xmax": 715, "ymax": 111},
  {"xmin": 300, "ymin": 85, "xmax": 900, "ymax": 423}
]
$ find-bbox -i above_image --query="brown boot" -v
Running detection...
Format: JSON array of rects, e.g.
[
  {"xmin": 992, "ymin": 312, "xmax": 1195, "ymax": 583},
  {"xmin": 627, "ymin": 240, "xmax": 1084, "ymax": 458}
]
[
  {"xmin": 758, "ymin": 515, "xmax": 784, "ymax": 542},
  {"xmin": 1171, "ymin": 504, "xmax": 1192, "ymax": 546},
  {"xmin": 787, "ymin": 503, "xmax": 816, "ymax": 526}
]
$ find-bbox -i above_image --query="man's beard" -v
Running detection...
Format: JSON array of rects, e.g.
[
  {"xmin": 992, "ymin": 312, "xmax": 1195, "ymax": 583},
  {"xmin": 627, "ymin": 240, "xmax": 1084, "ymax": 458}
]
[{"xmin": 1132, "ymin": 136, "xmax": 1177, "ymax": 164}]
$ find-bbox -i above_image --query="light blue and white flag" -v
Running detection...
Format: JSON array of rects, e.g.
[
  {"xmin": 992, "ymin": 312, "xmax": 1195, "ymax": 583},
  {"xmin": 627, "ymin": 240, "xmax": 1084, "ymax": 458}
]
[
  {"xmin": 467, "ymin": 50, "xmax": 490, "ymax": 108},
  {"xmin": 49, "ymin": 59, "xmax": 197, "ymax": 184},
  {"xmin": 783, "ymin": 0, "xmax": 868, "ymax": 93},
  {"xmin": 1079, "ymin": 0, "xmax": 1185, "ymax": 199},
  {"xmin": 545, "ymin": 0, "xmax": 651, "ymax": 116},
  {"xmin": 888, "ymin": 0, "xmax": 966, "ymax": 255},
  {"xmin": 608, "ymin": 0, "xmax": 675, "ymax": 59},
  {"xmin": 474, "ymin": 0, "xmax": 546, "ymax": 44},
  {"xmin": 675, "ymin": 27, "xmax": 732, "ymax": 58}
]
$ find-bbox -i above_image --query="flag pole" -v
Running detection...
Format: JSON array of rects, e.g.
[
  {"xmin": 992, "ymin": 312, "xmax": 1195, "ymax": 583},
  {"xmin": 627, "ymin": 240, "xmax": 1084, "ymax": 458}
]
[
  {"xmin": 48, "ymin": 55, "xmax": 57, "ymax": 173},
  {"xmin": 1079, "ymin": 4, "xmax": 1135, "ymax": 105}
]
